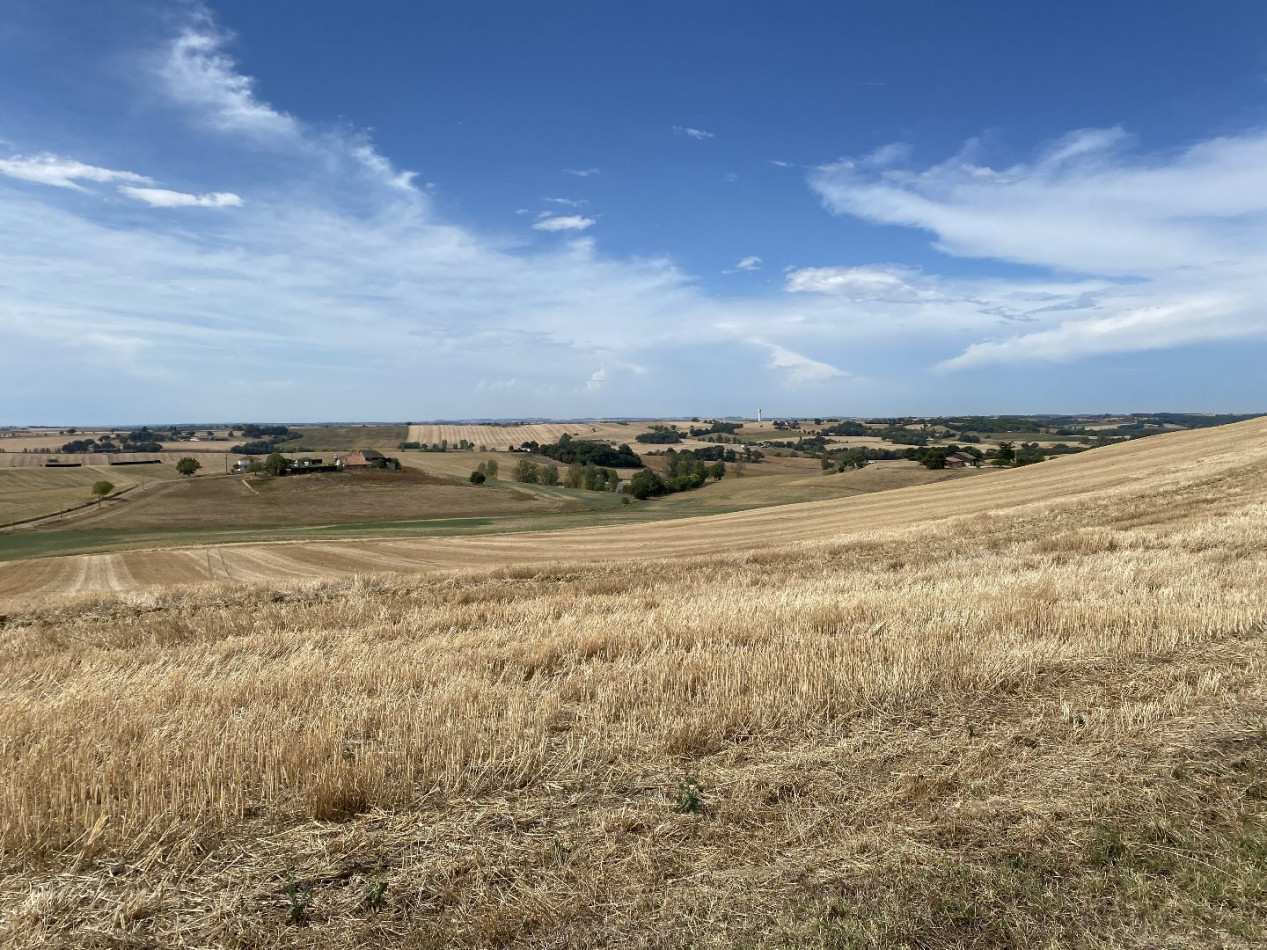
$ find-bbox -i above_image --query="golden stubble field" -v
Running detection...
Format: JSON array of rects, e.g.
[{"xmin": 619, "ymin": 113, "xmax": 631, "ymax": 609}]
[
  {"xmin": 0, "ymin": 419, "xmax": 1255, "ymax": 600},
  {"xmin": 1, "ymin": 419, "xmax": 1265, "ymax": 948}
]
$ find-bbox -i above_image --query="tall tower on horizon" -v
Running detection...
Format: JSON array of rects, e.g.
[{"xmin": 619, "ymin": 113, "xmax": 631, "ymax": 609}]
[{"xmin": 757, "ymin": 409, "xmax": 762, "ymax": 422}]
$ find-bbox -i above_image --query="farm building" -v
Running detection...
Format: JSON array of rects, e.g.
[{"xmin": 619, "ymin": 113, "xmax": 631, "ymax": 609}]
[
  {"xmin": 944, "ymin": 451, "xmax": 979, "ymax": 468},
  {"xmin": 334, "ymin": 450, "xmax": 397, "ymax": 470}
]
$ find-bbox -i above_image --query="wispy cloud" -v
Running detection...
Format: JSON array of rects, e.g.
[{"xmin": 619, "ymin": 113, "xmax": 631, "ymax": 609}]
[
  {"xmin": 810, "ymin": 126, "xmax": 1267, "ymax": 368},
  {"xmin": 758, "ymin": 342, "xmax": 846, "ymax": 386},
  {"xmin": 120, "ymin": 186, "xmax": 243, "ymax": 208},
  {"xmin": 0, "ymin": 154, "xmax": 151, "ymax": 190},
  {"xmin": 159, "ymin": 28, "xmax": 301, "ymax": 142},
  {"xmin": 723, "ymin": 256, "xmax": 762, "ymax": 274},
  {"xmin": 674, "ymin": 126, "xmax": 715, "ymax": 140},
  {"xmin": 564, "ymin": 167, "xmax": 600, "ymax": 177},
  {"xmin": 157, "ymin": 21, "xmax": 417, "ymax": 192},
  {"xmin": 584, "ymin": 367, "xmax": 606, "ymax": 392},
  {"xmin": 543, "ymin": 197, "xmax": 587, "ymax": 207},
  {"xmin": 532, "ymin": 215, "xmax": 596, "ymax": 232},
  {"xmin": 784, "ymin": 264, "xmax": 940, "ymax": 301}
]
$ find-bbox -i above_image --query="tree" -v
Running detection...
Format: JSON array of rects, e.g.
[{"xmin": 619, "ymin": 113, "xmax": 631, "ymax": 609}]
[
  {"xmin": 484, "ymin": 459, "xmax": 499, "ymax": 479},
  {"xmin": 993, "ymin": 441, "xmax": 1016, "ymax": 466},
  {"xmin": 469, "ymin": 470, "xmax": 486, "ymax": 484},
  {"xmin": 513, "ymin": 459, "xmax": 540, "ymax": 484},
  {"xmin": 627, "ymin": 469, "xmax": 667, "ymax": 500},
  {"xmin": 708, "ymin": 461, "xmax": 726, "ymax": 481},
  {"xmin": 175, "ymin": 457, "xmax": 201, "ymax": 476},
  {"xmin": 263, "ymin": 452, "xmax": 290, "ymax": 476},
  {"xmin": 920, "ymin": 448, "xmax": 948, "ymax": 470},
  {"xmin": 91, "ymin": 480, "xmax": 114, "ymax": 506},
  {"xmin": 540, "ymin": 463, "xmax": 560, "ymax": 486}
]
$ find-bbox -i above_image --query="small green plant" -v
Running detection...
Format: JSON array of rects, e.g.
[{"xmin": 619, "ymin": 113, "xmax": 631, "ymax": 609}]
[
  {"xmin": 285, "ymin": 875, "xmax": 311, "ymax": 924},
  {"xmin": 1087, "ymin": 824, "xmax": 1127, "ymax": 868},
  {"xmin": 674, "ymin": 775, "xmax": 705, "ymax": 814},
  {"xmin": 363, "ymin": 876, "xmax": 389, "ymax": 911}
]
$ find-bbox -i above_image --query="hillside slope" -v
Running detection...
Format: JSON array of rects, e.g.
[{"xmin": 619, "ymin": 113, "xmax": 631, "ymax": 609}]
[
  {"xmin": 2, "ymin": 417, "xmax": 1266, "ymax": 947},
  {"xmin": 1, "ymin": 415, "xmax": 1265, "ymax": 600}
]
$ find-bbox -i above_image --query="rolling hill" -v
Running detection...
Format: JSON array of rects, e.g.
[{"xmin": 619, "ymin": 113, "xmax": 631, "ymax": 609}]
[{"xmin": 1, "ymin": 417, "xmax": 1265, "ymax": 948}]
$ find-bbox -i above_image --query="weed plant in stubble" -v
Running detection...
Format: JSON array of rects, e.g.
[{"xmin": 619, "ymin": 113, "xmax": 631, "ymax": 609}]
[
  {"xmin": 674, "ymin": 775, "xmax": 705, "ymax": 814},
  {"xmin": 285, "ymin": 875, "xmax": 311, "ymax": 925},
  {"xmin": 362, "ymin": 876, "xmax": 389, "ymax": 912}
]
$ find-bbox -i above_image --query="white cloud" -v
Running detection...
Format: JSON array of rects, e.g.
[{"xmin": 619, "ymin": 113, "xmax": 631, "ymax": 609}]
[
  {"xmin": 769, "ymin": 160, "xmax": 794, "ymax": 168},
  {"xmin": 0, "ymin": 153, "xmax": 152, "ymax": 190},
  {"xmin": 674, "ymin": 126, "xmax": 715, "ymax": 140},
  {"xmin": 785, "ymin": 264, "xmax": 941, "ymax": 302},
  {"xmin": 809, "ymin": 126, "xmax": 1267, "ymax": 275},
  {"xmin": 938, "ymin": 295, "xmax": 1244, "ymax": 371},
  {"xmin": 809, "ymin": 126, "xmax": 1267, "ymax": 368},
  {"xmin": 476, "ymin": 377, "xmax": 519, "ymax": 391},
  {"xmin": 532, "ymin": 215, "xmax": 596, "ymax": 232},
  {"xmin": 157, "ymin": 23, "xmax": 417, "ymax": 193},
  {"xmin": 159, "ymin": 28, "xmax": 301, "ymax": 142},
  {"xmin": 759, "ymin": 342, "xmax": 846, "ymax": 386},
  {"xmin": 544, "ymin": 197, "xmax": 587, "ymax": 207},
  {"xmin": 723, "ymin": 256, "xmax": 762, "ymax": 274},
  {"xmin": 120, "ymin": 186, "xmax": 243, "ymax": 208},
  {"xmin": 584, "ymin": 368, "xmax": 607, "ymax": 392},
  {"xmin": 564, "ymin": 168, "xmax": 600, "ymax": 177}
]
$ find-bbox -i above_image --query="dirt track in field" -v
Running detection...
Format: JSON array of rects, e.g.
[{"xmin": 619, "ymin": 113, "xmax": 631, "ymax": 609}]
[{"xmin": 2, "ymin": 417, "xmax": 1263, "ymax": 602}]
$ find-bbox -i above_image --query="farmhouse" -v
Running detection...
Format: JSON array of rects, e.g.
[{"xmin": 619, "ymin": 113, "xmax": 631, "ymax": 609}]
[
  {"xmin": 944, "ymin": 451, "xmax": 979, "ymax": 468},
  {"xmin": 334, "ymin": 449, "xmax": 397, "ymax": 470}
]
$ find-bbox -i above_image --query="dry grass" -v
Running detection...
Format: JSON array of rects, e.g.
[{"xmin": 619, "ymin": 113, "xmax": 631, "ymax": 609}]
[
  {"xmin": 0, "ymin": 466, "xmax": 181, "ymax": 526},
  {"xmin": 1, "ymin": 420, "xmax": 1266, "ymax": 947}
]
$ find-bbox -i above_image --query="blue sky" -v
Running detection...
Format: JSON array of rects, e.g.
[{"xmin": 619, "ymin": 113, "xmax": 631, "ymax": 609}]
[{"xmin": 2, "ymin": 0, "xmax": 1267, "ymax": 423}]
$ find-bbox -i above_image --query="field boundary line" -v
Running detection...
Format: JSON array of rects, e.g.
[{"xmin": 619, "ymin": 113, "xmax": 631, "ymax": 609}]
[{"xmin": 0, "ymin": 484, "xmax": 144, "ymax": 531}]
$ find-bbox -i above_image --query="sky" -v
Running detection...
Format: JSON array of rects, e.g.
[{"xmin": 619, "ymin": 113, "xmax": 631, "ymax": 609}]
[{"xmin": 2, "ymin": 0, "xmax": 1267, "ymax": 424}]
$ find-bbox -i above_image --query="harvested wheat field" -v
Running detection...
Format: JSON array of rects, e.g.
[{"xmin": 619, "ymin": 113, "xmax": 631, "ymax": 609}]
[
  {"xmin": 1, "ymin": 419, "xmax": 1266, "ymax": 948},
  {"xmin": 37, "ymin": 467, "xmax": 580, "ymax": 532}
]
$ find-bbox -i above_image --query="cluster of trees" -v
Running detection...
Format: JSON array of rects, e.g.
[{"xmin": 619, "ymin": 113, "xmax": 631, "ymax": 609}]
[
  {"xmin": 524, "ymin": 435, "xmax": 642, "ymax": 468},
  {"xmin": 635, "ymin": 425, "xmax": 683, "ymax": 444},
  {"xmin": 819, "ymin": 420, "xmax": 869, "ymax": 437},
  {"xmin": 512, "ymin": 460, "xmax": 561, "ymax": 486},
  {"xmin": 626, "ymin": 453, "xmax": 725, "ymax": 499},
  {"xmin": 470, "ymin": 460, "xmax": 499, "ymax": 482},
  {"xmin": 821, "ymin": 446, "xmax": 909, "ymax": 472},
  {"xmin": 230, "ymin": 425, "xmax": 297, "ymax": 455},
  {"xmin": 61, "ymin": 436, "xmax": 163, "ymax": 454},
  {"xmin": 687, "ymin": 420, "xmax": 743, "ymax": 437},
  {"xmin": 766, "ymin": 434, "xmax": 832, "ymax": 451},
  {"xmin": 510, "ymin": 458, "xmax": 621, "ymax": 491},
  {"xmin": 399, "ymin": 439, "xmax": 477, "ymax": 452},
  {"xmin": 564, "ymin": 462, "xmax": 620, "ymax": 492},
  {"xmin": 646, "ymin": 444, "xmax": 762, "ymax": 464}
]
